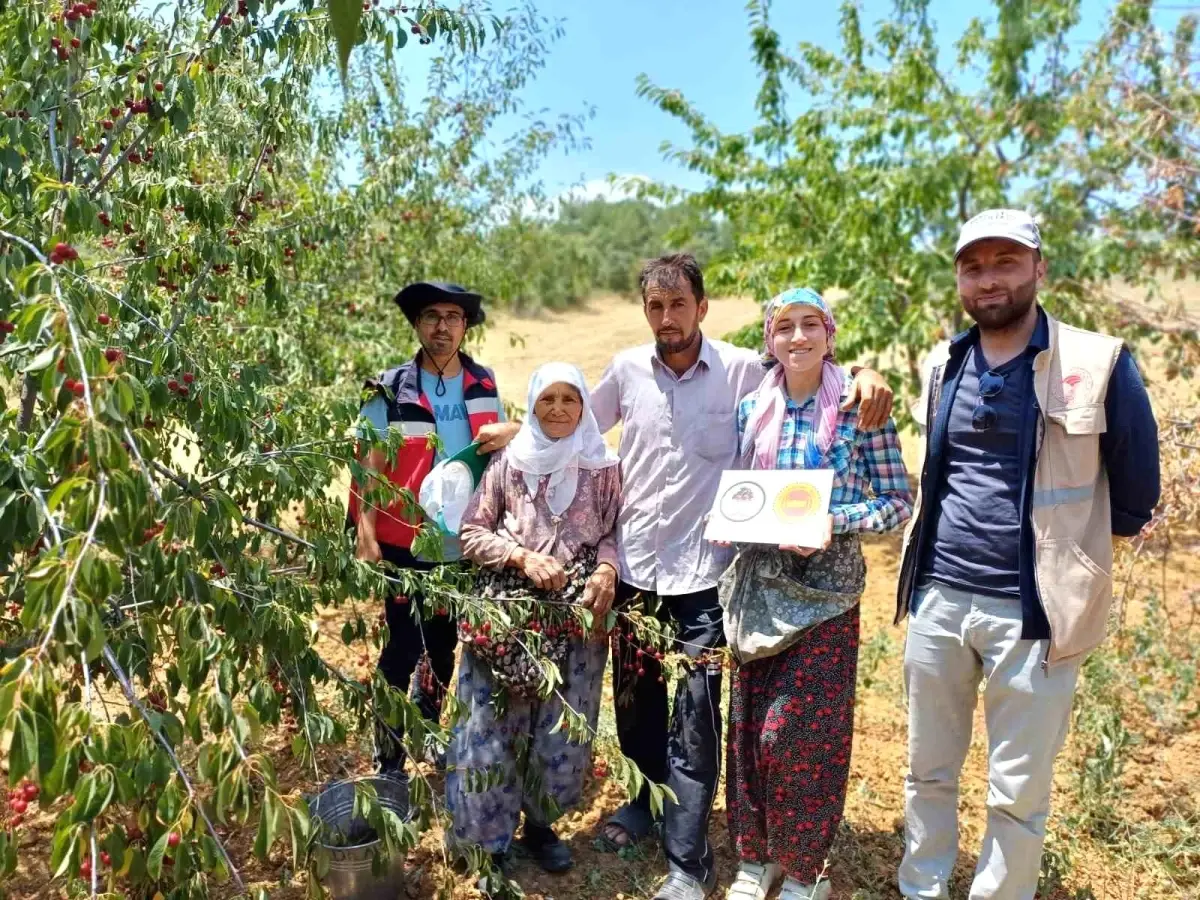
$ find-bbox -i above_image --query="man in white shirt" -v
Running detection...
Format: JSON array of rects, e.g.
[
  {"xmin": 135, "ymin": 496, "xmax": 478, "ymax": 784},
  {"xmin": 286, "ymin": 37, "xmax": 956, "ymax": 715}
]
[{"xmin": 590, "ymin": 254, "xmax": 894, "ymax": 900}]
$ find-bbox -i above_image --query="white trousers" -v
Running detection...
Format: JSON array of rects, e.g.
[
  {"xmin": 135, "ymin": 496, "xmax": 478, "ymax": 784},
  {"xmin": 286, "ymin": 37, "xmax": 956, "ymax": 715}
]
[{"xmin": 899, "ymin": 582, "xmax": 1082, "ymax": 900}]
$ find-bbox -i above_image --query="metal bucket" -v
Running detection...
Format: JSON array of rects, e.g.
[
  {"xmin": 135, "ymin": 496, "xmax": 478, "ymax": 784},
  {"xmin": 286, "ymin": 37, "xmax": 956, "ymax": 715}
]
[{"xmin": 307, "ymin": 775, "xmax": 411, "ymax": 900}]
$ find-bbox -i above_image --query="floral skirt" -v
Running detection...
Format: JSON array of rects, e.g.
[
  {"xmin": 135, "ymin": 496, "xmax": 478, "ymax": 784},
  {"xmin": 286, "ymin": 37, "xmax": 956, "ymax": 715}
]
[{"xmin": 726, "ymin": 604, "xmax": 860, "ymax": 882}]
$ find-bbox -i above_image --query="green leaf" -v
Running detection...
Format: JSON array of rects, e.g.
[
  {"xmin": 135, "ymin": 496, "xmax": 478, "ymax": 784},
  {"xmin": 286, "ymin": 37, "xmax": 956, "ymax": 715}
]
[
  {"xmin": 146, "ymin": 831, "xmax": 169, "ymax": 879},
  {"xmin": 23, "ymin": 345, "xmax": 58, "ymax": 374},
  {"xmin": 328, "ymin": 0, "xmax": 363, "ymax": 78},
  {"xmin": 47, "ymin": 477, "xmax": 88, "ymax": 513},
  {"xmin": 253, "ymin": 792, "xmax": 279, "ymax": 859}
]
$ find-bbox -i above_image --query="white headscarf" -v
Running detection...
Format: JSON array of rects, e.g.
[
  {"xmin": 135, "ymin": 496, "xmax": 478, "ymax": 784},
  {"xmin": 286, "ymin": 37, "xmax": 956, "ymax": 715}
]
[{"xmin": 505, "ymin": 362, "xmax": 618, "ymax": 516}]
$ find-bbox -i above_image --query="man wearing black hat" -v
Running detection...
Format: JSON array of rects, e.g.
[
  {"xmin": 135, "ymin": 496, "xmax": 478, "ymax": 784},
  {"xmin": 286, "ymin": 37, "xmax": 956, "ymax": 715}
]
[{"xmin": 350, "ymin": 281, "xmax": 519, "ymax": 773}]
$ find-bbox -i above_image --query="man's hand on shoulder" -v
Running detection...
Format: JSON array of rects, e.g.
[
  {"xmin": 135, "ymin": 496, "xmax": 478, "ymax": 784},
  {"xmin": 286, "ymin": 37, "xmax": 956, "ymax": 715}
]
[
  {"xmin": 476, "ymin": 421, "xmax": 521, "ymax": 454},
  {"xmin": 843, "ymin": 367, "xmax": 895, "ymax": 431}
]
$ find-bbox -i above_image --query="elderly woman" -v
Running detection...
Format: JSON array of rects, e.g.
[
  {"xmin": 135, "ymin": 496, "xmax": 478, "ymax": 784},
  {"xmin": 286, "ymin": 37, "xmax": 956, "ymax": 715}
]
[
  {"xmin": 447, "ymin": 362, "xmax": 621, "ymax": 876},
  {"xmin": 722, "ymin": 289, "xmax": 912, "ymax": 900}
]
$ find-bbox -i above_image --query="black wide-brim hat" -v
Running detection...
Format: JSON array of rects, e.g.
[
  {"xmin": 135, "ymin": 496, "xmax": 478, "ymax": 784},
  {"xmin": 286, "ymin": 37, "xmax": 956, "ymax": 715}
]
[{"xmin": 394, "ymin": 281, "xmax": 486, "ymax": 327}]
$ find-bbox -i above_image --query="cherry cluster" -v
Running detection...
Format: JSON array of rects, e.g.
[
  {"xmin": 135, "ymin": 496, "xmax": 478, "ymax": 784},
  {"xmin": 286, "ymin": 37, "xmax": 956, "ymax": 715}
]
[
  {"xmin": 166, "ymin": 371, "xmax": 197, "ymax": 397},
  {"xmin": 48, "ymin": 241, "xmax": 78, "ymax": 265},
  {"xmin": 47, "ymin": 1, "xmax": 99, "ymax": 60},
  {"xmin": 4, "ymin": 781, "xmax": 38, "ymax": 830}
]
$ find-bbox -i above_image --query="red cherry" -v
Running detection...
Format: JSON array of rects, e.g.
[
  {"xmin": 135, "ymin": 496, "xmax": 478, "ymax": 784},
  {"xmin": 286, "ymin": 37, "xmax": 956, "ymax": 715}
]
[
  {"xmin": 128, "ymin": 826, "xmax": 143, "ymax": 840},
  {"xmin": 9, "ymin": 798, "xmax": 27, "ymax": 814},
  {"xmin": 154, "ymin": 81, "xmax": 164, "ymax": 92},
  {"xmin": 167, "ymin": 379, "xmax": 179, "ymax": 392},
  {"xmin": 57, "ymin": 46, "xmax": 70, "ymax": 61},
  {"xmin": 101, "ymin": 119, "xmax": 113, "ymax": 130},
  {"xmin": 182, "ymin": 372, "xmax": 194, "ymax": 384},
  {"xmin": 167, "ymin": 831, "xmax": 180, "ymax": 847},
  {"xmin": 473, "ymin": 634, "xmax": 489, "ymax": 646},
  {"xmin": 8, "ymin": 814, "xmax": 22, "ymax": 827},
  {"xmin": 104, "ymin": 348, "xmax": 120, "ymax": 363},
  {"xmin": 21, "ymin": 784, "xmax": 38, "ymax": 801},
  {"xmin": 70, "ymin": 37, "xmax": 81, "ymax": 48},
  {"xmin": 98, "ymin": 313, "xmax": 111, "ymax": 325},
  {"xmin": 0, "ymin": 321, "xmax": 13, "ymax": 333},
  {"xmin": 79, "ymin": 858, "xmax": 91, "ymax": 877}
]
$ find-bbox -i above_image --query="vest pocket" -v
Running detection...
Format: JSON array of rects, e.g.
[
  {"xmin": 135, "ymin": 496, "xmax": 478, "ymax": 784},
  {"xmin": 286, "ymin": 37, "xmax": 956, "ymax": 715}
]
[
  {"xmin": 1043, "ymin": 404, "xmax": 1105, "ymax": 495},
  {"xmin": 1037, "ymin": 538, "xmax": 1112, "ymax": 663}
]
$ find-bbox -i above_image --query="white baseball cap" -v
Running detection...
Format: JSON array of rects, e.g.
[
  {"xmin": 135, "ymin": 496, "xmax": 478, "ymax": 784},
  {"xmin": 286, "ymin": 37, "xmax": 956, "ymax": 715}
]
[{"xmin": 955, "ymin": 208, "xmax": 1042, "ymax": 259}]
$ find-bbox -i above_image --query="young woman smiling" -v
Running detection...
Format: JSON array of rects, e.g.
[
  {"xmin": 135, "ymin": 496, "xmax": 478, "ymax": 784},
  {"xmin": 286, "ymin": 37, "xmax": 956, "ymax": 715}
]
[{"xmin": 720, "ymin": 289, "xmax": 913, "ymax": 900}]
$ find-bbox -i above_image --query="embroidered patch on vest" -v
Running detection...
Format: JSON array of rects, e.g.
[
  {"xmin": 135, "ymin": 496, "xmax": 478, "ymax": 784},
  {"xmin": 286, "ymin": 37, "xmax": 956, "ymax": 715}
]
[{"xmin": 1054, "ymin": 367, "xmax": 1094, "ymax": 405}]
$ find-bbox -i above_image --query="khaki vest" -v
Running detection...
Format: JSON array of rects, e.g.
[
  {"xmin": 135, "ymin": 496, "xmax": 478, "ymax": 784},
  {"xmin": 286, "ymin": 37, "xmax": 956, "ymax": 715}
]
[{"xmin": 898, "ymin": 314, "xmax": 1124, "ymax": 665}]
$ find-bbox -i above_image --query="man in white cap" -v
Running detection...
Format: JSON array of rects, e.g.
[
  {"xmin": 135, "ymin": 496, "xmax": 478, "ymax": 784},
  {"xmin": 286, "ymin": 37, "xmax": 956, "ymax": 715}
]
[{"xmin": 894, "ymin": 210, "xmax": 1160, "ymax": 899}]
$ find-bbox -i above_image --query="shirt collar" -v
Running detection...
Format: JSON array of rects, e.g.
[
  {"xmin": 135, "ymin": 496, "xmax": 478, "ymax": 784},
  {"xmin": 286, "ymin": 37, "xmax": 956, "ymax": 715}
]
[{"xmin": 651, "ymin": 334, "xmax": 713, "ymax": 379}]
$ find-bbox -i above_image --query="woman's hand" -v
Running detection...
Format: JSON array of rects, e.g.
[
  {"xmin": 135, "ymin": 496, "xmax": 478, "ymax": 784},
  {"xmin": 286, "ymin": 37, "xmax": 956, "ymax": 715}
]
[
  {"xmin": 704, "ymin": 513, "xmax": 732, "ymax": 548},
  {"xmin": 519, "ymin": 549, "xmax": 567, "ymax": 590},
  {"xmin": 780, "ymin": 514, "xmax": 833, "ymax": 558},
  {"xmin": 582, "ymin": 563, "xmax": 617, "ymax": 634}
]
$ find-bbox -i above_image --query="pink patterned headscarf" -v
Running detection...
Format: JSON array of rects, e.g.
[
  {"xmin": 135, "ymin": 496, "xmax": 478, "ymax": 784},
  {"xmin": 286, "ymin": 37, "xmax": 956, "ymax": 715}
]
[{"xmin": 740, "ymin": 288, "xmax": 844, "ymax": 470}]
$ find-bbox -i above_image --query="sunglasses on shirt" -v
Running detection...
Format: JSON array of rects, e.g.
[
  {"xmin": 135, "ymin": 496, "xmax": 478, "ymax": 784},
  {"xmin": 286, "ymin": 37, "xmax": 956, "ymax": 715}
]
[{"xmin": 972, "ymin": 370, "xmax": 1006, "ymax": 432}]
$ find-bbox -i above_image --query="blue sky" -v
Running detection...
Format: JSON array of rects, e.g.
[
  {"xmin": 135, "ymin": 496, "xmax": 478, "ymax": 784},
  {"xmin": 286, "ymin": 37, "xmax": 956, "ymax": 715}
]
[{"xmin": 393, "ymin": 0, "xmax": 1186, "ymax": 200}]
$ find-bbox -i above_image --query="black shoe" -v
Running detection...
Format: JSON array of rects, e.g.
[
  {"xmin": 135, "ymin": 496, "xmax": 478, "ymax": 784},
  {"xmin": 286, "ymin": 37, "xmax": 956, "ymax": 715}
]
[{"xmin": 518, "ymin": 822, "xmax": 573, "ymax": 873}]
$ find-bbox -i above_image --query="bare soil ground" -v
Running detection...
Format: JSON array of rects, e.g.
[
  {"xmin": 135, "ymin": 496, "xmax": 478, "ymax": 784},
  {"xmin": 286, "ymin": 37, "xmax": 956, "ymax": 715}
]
[{"xmin": 6, "ymin": 293, "xmax": 1197, "ymax": 900}]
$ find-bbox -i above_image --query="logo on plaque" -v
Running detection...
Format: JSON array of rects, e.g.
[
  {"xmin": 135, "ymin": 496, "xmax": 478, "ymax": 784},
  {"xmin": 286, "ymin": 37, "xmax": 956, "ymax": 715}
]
[{"xmin": 774, "ymin": 483, "xmax": 822, "ymax": 522}]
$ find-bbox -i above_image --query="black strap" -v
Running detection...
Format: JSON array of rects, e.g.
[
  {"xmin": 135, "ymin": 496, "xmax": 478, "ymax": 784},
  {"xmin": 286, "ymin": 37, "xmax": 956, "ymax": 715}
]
[{"xmin": 419, "ymin": 349, "xmax": 453, "ymax": 397}]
